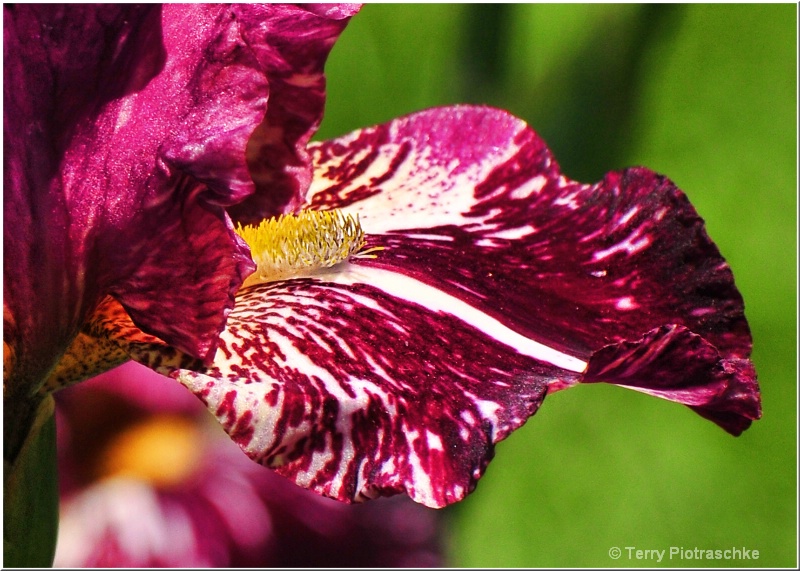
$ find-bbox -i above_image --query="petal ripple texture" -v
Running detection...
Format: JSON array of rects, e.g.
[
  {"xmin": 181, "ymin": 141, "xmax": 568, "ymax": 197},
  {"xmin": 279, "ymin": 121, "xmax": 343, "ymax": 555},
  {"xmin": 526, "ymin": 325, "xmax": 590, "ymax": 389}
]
[
  {"xmin": 122, "ymin": 106, "xmax": 759, "ymax": 508},
  {"xmin": 3, "ymin": 3, "xmax": 356, "ymax": 396}
]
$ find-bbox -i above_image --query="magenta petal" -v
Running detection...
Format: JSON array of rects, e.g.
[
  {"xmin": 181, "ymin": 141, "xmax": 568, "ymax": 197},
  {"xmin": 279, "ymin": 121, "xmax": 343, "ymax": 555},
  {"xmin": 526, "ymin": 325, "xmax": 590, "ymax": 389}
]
[
  {"xmin": 231, "ymin": 4, "xmax": 359, "ymax": 224},
  {"xmin": 4, "ymin": 4, "xmax": 167, "ymax": 388},
  {"xmin": 304, "ymin": 4, "xmax": 363, "ymax": 19},
  {"xmin": 3, "ymin": 4, "xmax": 355, "ymax": 376}
]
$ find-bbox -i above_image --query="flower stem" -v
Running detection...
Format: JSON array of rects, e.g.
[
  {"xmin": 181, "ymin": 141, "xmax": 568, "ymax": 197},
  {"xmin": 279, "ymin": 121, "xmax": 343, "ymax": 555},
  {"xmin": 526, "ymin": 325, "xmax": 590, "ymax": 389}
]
[{"xmin": 3, "ymin": 396, "xmax": 59, "ymax": 567}]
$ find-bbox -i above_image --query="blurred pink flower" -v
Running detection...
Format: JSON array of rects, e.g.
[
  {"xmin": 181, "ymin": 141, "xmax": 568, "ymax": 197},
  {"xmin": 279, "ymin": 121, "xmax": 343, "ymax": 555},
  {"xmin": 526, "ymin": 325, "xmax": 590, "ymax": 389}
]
[{"xmin": 54, "ymin": 362, "xmax": 443, "ymax": 568}]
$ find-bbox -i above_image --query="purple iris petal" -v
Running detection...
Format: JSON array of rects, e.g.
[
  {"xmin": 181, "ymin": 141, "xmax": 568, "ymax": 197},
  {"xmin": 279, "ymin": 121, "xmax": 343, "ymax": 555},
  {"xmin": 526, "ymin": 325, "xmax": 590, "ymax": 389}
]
[
  {"xmin": 3, "ymin": 4, "xmax": 356, "ymax": 392},
  {"xmin": 307, "ymin": 105, "xmax": 759, "ymax": 430},
  {"xmin": 106, "ymin": 105, "xmax": 758, "ymax": 508},
  {"xmin": 174, "ymin": 279, "xmax": 567, "ymax": 507}
]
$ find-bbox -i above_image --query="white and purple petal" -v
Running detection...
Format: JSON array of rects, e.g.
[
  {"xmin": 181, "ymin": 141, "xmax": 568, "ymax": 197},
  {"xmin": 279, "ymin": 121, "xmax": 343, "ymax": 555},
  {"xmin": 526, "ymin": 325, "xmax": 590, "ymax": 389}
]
[
  {"xmin": 107, "ymin": 105, "xmax": 759, "ymax": 509},
  {"xmin": 171, "ymin": 278, "xmax": 578, "ymax": 507},
  {"xmin": 306, "ymin": 105, "xmax": 759, "ymax": 432}
]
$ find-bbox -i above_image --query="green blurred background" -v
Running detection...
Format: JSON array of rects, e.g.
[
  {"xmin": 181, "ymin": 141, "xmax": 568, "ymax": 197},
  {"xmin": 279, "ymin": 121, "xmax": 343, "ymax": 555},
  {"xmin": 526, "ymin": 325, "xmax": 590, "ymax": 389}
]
[{"xmin": 315, "ymin": 4, "xmax": 797, "ymax": 568}]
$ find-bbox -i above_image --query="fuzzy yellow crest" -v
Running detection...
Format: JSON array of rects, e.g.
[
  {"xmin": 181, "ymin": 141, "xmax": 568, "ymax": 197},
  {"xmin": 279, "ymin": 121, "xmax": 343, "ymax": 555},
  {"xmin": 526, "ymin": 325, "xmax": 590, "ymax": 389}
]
[{"xmin": 235, "ymin": 209, "xmax": 380, "ymax": 287}]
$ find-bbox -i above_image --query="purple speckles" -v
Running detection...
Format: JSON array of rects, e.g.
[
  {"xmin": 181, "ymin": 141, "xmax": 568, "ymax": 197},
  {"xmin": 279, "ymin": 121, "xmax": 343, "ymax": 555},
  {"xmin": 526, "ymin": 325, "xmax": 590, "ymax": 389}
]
[
  {"xmin": 218, "ymin": 391, "xmax": 239, "ymax": 428},
  {"xmin": 112, "ymin": 105, "xmax": 760, "ymax": 510},
  {"xmin": 230, "ymin": 409, "xmax": 256, "ymax": 447},
  {"xmin": 173, "ymin": 279, "xmax": 558, "ymax": 507}
]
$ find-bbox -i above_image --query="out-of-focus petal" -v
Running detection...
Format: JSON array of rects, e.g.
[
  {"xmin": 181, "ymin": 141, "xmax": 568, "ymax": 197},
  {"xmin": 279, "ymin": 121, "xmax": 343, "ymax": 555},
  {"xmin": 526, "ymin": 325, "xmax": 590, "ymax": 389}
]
[{"xmin": 53, "ymin": 360, "xmax": 442, "ymax": 568}]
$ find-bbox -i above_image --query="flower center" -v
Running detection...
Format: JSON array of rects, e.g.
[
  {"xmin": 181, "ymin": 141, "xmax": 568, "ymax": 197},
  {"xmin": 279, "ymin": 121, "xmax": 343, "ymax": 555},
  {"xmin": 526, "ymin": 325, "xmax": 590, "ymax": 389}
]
[
  {"xmin": 96, "ymin": 415, "xmax": 203, "ymax": 488},
  {"xmin": 235, "ymin": 209, "xmax": 381, "ymax": 287}
]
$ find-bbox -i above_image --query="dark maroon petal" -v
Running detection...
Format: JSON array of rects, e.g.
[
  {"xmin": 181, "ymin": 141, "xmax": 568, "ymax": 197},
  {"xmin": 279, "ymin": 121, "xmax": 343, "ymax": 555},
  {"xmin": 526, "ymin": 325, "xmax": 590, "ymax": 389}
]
[
  {"xmin": 581, "ymin": 325, "xmax": 760, "ymax": 435},
  {"xmin": 3, "ymin": 4, "xmax": 355, "ymax": 383},
  {"xmin": 306, "ymin": 105, "xmax": 759, "ymax": 431}
]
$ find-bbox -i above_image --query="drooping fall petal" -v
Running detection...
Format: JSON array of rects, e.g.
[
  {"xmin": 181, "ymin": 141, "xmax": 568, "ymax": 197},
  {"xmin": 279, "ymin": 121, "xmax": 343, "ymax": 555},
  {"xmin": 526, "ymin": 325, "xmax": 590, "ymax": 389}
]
[
  {"xmin": 103, "ymin": 105, "xmax": 759, "ymax": 508},
  {"xmin": 304, "ymin": 105, "xmax": 758, "ymax": 429}
]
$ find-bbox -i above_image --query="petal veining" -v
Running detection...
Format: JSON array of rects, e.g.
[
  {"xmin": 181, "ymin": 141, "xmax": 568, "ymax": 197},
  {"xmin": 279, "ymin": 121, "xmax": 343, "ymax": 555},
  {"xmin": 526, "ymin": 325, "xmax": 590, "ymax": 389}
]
[
  {"xmin": 169, "ymin": 278, "xmax": 577, "ymax": 507},
  {"xmin": 305, "ymin": 105, "xmax": 759, "ymax": 431},
  {"xmin": 104, "ymin": 105, "xmax": 759, "ymax": 509}
]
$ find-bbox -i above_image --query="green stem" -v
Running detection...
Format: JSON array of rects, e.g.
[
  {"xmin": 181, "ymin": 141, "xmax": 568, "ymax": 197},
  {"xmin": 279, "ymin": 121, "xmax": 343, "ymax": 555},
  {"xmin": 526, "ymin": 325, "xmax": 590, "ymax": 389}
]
[{"xmin": 3, "ymin": 396, "xmax": 59, "ymax": 567}]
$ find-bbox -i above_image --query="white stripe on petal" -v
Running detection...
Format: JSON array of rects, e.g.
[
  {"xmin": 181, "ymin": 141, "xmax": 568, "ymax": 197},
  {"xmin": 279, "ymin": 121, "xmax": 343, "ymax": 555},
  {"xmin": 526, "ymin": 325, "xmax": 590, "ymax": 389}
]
[{"xmin": 320, "ymin": 264, "xmax": 588, "ymax": 373}]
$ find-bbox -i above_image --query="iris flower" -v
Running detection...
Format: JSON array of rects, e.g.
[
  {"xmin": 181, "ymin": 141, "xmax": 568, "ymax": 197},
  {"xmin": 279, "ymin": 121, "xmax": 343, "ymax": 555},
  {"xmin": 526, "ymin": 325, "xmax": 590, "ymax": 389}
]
[
  {"xmin": 4, "ymin": 3, "xmax": 760, "ymax": 564},
  {"xmin": 54, "ymin": 361, "xmax": 442, "ymax": 567}
]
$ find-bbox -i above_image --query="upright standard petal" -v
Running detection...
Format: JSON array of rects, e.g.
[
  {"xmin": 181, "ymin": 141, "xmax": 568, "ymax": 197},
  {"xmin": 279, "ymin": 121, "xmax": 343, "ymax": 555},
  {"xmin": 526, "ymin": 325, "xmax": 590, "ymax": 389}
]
[
  {"xmin": 3, "ymin": 4, "xmax": 355, "ymax": 395},
  {"xmin": 100, "ymin": 106, "xmax": 759, "ymax": 508},
  {"xmin": 234, "ymin": 3, "xmax": 361, "ymax": 224}
]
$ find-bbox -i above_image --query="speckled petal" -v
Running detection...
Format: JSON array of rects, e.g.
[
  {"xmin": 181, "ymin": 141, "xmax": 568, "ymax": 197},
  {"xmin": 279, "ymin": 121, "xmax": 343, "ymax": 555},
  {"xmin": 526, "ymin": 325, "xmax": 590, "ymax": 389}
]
[
  {"xmin": 306, "ymin": 105, "xmax": 760, "ymax": 432},
  {"xmin": 92, "ymin": 285, "xmax": 577, "ymax": 507},
  {"xmin": 169, "ymin": 279, "xmax": 577, "ymax": 508},
  {"xmin": 99, "ymin": 105, "xmax": 759, "ymax": 508}
]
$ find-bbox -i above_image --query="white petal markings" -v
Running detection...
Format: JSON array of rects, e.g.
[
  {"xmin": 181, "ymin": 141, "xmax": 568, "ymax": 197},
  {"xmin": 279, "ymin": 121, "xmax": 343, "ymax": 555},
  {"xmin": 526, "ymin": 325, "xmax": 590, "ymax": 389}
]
[
  {"xmin": 309, "ymin": 134, "xmax": 522, "ymax": 232},
  {"xmin": 324, "ymin": 264, "xmax": 588, "ymax": 373},
  {"xmin": 509, "ymin": 174, "xmax": 548, "ymax": 199},
  {"xmin": 173, "ymin": 261, "xmax": 573, "ymax": 506}
]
